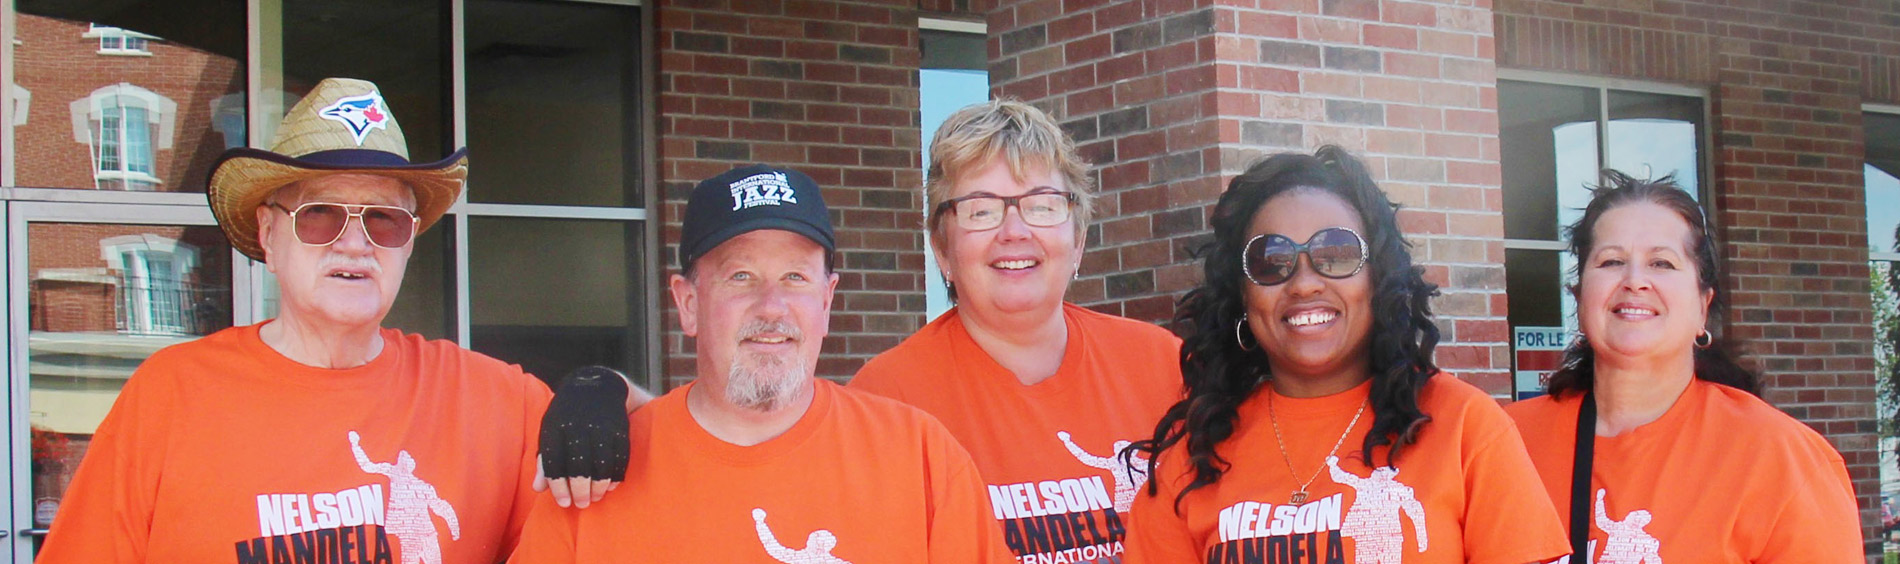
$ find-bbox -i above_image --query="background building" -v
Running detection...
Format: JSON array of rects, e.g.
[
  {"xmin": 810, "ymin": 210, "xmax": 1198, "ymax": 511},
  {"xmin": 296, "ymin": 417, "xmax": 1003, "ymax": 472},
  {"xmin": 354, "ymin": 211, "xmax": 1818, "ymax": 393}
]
[{"xmin": 1, "ymin": 0, "xmax": 1894, "ymax": 560}]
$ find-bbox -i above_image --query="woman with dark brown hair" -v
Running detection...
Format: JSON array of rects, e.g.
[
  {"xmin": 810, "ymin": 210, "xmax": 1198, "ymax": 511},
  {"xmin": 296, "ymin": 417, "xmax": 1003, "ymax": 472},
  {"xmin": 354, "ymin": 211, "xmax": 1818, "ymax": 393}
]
[
  {"xmin": 1504, "ymin": 171, "xmax": 1861, "ymax": 562},
  {"xmin": 1124, "ymin": 147, "xmax": 1568, "ymax": 563}
]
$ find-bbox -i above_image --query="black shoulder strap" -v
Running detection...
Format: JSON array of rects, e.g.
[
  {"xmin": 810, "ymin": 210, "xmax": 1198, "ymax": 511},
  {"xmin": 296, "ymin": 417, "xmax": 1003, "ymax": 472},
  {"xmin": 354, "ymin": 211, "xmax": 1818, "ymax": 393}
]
[{"xmin": 1570, "ymin": 391, "xmax": 1596, "ymax": 560}]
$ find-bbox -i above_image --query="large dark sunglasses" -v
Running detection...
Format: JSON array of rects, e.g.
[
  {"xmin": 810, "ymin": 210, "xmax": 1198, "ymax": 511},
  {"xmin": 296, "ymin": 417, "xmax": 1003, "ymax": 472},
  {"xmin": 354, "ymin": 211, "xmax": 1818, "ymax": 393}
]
[
  {"xmin": 1242, "ymin": 227, "xmax": 1368, "ymax": 286},
  {"xmin": 269, "ymin": 201, "xmax": 419, "ymax": 249}
]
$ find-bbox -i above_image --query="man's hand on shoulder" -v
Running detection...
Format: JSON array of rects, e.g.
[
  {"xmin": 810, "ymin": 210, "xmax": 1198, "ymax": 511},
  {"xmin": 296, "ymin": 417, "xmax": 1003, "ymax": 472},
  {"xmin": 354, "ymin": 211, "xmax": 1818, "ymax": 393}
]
[{"xmin": 533, "ymin": 365, "xmax": 652, "ymax": 508}]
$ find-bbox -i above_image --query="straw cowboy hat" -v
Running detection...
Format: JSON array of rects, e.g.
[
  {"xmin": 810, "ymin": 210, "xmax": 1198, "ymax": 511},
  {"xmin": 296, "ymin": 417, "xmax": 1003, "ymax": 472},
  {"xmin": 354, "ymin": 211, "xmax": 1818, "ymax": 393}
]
[{"xmin": 208, "ymin": 77, "xmax": 466, "ymax": 261}]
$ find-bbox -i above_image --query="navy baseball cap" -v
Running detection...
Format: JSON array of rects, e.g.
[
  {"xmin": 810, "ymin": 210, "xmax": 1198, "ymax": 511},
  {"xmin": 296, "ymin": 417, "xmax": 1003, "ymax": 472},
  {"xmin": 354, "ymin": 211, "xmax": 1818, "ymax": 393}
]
[{"xmin": 680, "ymin": 164, "xmax": 835, "ymax": 271}]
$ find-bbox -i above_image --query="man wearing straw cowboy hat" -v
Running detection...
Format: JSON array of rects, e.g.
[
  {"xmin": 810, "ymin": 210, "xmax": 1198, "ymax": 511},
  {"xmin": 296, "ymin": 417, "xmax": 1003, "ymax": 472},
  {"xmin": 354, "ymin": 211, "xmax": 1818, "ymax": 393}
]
[{"xmin": 39, "ymin": 78, "xmax": 637, "ymax": 564}]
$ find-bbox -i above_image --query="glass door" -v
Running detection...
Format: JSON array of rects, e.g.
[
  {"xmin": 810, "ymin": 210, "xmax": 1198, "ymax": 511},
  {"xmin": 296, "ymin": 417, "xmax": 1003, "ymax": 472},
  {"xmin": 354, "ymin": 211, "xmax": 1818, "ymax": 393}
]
[{"xmin": 5, "ymin": 200, "xmax": 235, "ymax": 561}]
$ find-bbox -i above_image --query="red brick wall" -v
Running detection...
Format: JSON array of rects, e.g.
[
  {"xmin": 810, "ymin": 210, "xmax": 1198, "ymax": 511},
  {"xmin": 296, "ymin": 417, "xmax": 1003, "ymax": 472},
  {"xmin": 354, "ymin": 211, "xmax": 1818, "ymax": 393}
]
[
  {"xmin": 655, "ymin": 0, "xmax": 928, "ymax": 387},
  {"xmin": 988, "ymin": 0, "xmax": 1226, "ymax": 325},
  {"xmin": 27, "ymin": 223, "xmax": 231, "ymax": 335},
  {"xmin": 12, "ymin": 15, "xmax": 243, "ymax": 192},
  {"xmin": 918, "ymin": 0, "xmax": 995, "ymax": 15},
  {"xmin": 988, "ymin": 0, "xmax": 1514, "ymax": 394},
  {"xmin": 1497, "ymin": 0, "xmax": 1895, "ymax": 553}
]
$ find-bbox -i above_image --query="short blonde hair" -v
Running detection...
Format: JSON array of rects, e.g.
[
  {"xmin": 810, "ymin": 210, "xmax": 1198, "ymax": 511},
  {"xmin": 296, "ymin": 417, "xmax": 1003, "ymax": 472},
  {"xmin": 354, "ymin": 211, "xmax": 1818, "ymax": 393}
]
[{"xmin": 924, "ymin": 99, "xmax": 1095, "ymax": 252}]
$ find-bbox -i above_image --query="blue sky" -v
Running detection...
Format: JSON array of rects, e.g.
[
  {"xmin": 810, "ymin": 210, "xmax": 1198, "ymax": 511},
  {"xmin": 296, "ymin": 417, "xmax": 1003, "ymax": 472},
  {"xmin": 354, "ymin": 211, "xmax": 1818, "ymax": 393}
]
[
  {"xmin": 919, "ymin": 69, "xmax": 989, "ymax": 319},
  {"xmin": 1869, "ymin": 164, "xmax": 1900, "ymax": 253}
]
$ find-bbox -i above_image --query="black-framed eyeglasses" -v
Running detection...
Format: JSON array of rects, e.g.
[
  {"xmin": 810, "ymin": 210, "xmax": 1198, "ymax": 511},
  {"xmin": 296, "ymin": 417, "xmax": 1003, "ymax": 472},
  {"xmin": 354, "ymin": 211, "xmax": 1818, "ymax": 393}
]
[
  {"xmin": 268, "ymin": 201, "xmax": 419, "ymax": 249},
  {"xmin": 1242, "ymin": 227, "xmax": 1369, "ymax": 286},
  {"xmin": 934, "ymin": 189, "xmax": 1076, "ymax": 231}
]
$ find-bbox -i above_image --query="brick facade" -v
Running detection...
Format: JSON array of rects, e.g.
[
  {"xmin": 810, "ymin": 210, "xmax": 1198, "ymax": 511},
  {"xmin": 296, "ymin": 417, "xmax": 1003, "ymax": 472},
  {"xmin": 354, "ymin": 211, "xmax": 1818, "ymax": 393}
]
[
  {"xmin": 1498, "ymin": 0, "xmax": 1896, "ymax": 553},
  {"xmin": 1, "ymin": 0, "xmax": 1888, "ymax": 552},
  {"xmin": 988, "ymin": 0, "xmax": 1514, "ymax": 394},
  {"xmin": 12, "ymin": 15, "xmax": 242, "ymax": 192},
  {"xmin": 988, "ymin": 0, "xmax": 1226, "ymax": 326},
  {"xmin": 654, "ymin": 0, "xmax": 933, "ymax": 387},
  {"xmin": 27, "ymin": 223, "xmax": 232, "ymax": 336}
]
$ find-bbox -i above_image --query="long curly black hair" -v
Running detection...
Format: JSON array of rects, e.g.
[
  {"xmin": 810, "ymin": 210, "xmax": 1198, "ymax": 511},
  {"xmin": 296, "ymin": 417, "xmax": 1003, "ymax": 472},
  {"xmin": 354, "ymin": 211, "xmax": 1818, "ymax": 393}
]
[
  {"xmin": 1544, "ymin": 170, "xmax": 1760, "ymax": 397},
  {"xmin": 1123, "ymin": 146, "xmax": 1442, "ymax": 512}
]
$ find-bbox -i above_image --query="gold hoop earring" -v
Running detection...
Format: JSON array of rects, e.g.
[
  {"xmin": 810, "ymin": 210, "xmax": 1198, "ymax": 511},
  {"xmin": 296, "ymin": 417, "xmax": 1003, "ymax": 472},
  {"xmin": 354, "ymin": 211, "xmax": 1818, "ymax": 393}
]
[
  {"xmin": 1236, "ymin": 313, "xmax": 1256, "ymax": 352},
  {"xmin": 1695, "ymin": 328, "xmax": 1713, "ymax": 349}
]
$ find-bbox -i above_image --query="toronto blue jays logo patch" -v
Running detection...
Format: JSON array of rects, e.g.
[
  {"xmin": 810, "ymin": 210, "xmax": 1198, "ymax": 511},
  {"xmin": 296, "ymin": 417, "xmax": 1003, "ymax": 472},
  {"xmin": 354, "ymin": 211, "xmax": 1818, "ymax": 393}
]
[{"xmin": 318, "ymin": 92, "xmax": 392, "ymax": 146}]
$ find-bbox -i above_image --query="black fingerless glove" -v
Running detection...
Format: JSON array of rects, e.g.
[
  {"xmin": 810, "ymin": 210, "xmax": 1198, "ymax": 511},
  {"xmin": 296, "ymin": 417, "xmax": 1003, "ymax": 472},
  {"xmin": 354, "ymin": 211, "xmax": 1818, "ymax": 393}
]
[{"xmin": 538, "ymin": 365, "xmax": 632, "ymax": 482}]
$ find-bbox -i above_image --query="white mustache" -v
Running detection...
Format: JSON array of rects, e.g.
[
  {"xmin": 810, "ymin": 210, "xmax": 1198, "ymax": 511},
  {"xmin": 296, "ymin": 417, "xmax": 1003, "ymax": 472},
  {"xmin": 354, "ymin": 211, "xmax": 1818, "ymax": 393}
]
[{"xmin": 319, "ymin": 255, "xmax": 383, "ymax": 276}]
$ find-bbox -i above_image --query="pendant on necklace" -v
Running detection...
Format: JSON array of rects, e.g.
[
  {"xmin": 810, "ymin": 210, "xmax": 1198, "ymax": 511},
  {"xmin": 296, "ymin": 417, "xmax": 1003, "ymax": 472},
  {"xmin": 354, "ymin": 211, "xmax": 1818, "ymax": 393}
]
[{"xmin": 1289, "ymin": 490, "xmax": 1309, "ymax": 504}]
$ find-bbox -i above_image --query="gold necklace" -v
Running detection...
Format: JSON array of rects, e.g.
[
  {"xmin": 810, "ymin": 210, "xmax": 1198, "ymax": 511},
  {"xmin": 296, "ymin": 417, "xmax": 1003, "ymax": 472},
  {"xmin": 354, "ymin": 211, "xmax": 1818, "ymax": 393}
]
[{"xmin": 1268, "ymin": 390, "xmax": 1368, "ymax": 504}]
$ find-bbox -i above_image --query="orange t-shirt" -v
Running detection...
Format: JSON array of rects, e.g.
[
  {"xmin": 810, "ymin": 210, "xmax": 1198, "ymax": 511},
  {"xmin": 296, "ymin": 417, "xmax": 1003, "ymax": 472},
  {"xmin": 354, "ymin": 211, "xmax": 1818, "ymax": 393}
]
[
  {"xmin": 38, "ymin": 323, "xmax": 552, "ymax": 564},
  {"xmin": 509, "ymin": 379, "xmax": 1014, "ymax": 563},
  {"xmin": 850, "ymin": 303, "xmax": 1183, "ymax": 562},
  {"xmin": 1126, "ymin": 374, "xmax": 1570, "ymax": 564},
  {"xmin": 1504, "ymin": 379, "xmax": 1862, "ymax": 563}
]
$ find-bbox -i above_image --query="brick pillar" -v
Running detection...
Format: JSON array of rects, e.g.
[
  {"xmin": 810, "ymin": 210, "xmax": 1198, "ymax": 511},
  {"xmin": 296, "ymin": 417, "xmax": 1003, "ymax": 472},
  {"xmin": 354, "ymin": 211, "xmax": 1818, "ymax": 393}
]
[
  {"xmin": 1496, "ymin": 0, "xmax": 1894, "ymax": 552},
  {"xmin": 1713, "ymin": 45, "xmax": 1882, "ymax": 560},
  {"xmin": 655, "ymin": 0, "xmax": 926, "ymax": 387},
  {"xmin": 989, "ymin": 0, "xmax": 1512, "ymax": 394}
]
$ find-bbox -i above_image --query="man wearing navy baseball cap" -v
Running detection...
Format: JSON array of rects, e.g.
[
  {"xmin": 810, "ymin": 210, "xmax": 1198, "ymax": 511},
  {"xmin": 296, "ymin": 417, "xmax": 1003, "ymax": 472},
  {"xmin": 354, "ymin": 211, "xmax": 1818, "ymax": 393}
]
[
  {"xmin": 679, "ymin": 164, "xmax": 836, "ymax": 275},
  {"xmin": 511, "ymin": 164, "xmax": 1012, "ymax": 562}
]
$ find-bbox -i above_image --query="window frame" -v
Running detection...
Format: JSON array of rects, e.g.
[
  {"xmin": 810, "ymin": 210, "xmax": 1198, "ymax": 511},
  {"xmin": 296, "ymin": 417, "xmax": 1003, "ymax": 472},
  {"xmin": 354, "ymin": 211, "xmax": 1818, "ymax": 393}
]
[
  {"xmin": 83, "ymin": 24, "xmax": 156, "ymax": 57},
  {"xmin": 101, "ymin": 235, "xmax": 201, "ymax": 335},
  {"xmin": 4, "ymin": 0, "xmax": 661, "ymax": 387},
  {"xmin": 918, "ymin": 17, "xmax": 989, "ymax": 320},
  {"xmin": 72, "ymin": 84, "xmax": 176, "ymax": 190},
  {"xmin": 237, "ymin": 0, "xmax": 661, "ymax": 388},
  {"xmin": 1867, "ymin": 103, "xmax": 1900, "ymax": 263},
  {"xmin": 96, "ymin": 99, "xmax": 155, "ymax": 184},
  {"xmin": 1496, "ymin": 70, "xmax": 1714, "ymax": 400},
  {"xmin": 1497, "ymin": 69, "xmax": 1714, "ymax": 253},
  {"xmin": 1869, "ymin": 105, "xmax": 1900, "ymax": 554}
]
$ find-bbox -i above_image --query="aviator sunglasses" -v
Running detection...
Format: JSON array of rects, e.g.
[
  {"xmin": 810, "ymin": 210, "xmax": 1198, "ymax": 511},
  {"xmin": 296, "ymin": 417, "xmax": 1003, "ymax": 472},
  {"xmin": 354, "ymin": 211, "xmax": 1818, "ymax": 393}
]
[
  {"xmin": 1242, "ymin": 227, "xmax": 1369, "ymax": 286},
  {"xmin": 268, "ymin": 202, "xmax": 420, "ymax": 249}
]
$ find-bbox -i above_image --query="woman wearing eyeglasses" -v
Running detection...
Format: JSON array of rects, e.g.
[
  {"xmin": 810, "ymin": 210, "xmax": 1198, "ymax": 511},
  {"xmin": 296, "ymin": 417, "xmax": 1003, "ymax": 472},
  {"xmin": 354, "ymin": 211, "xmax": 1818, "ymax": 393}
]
[
  {"xmin": 1122, "ymin": 147, "xmax": 1568, "ymax": 563},
  {"xmin": 849, "ymin": 100, "xmax": 1183, "ymax": 562},
  {"xmin": 1503, "ymin": 172, "xmax": 1860, "ymax": 562}
]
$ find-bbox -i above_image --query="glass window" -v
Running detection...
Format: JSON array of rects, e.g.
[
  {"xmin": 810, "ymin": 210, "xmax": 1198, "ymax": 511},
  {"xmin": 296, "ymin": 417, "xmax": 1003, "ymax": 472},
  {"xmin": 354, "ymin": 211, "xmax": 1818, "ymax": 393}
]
[
  {"xmin": 1498, "ymin": 79, "xmax": 1706, "ymax": 399},
  {"xmin": 1607, "ymin": 91, "xmax": 1702, "ymax": 195},
  {"xmin": 94, "ymin": 95, "xmax": 160, "ymax": 190},
  {"xmin": 1868, "ymin": 110, "xmax": 1900, "ymax": 557},
  {"xmin": 102, "ymin": 237, "xmax": 202, "ymax": 335},
  {"xmin": 263, "ymin": 0, "xmax": 448, "ymax": 161},
  {"xmin": 466, "ymin": 0, "xmax": 642, "ymax": 207},
  {"xmin": 11, "ymin": 1, "xmax": 245, "ymax": 191},
  {"xmin": 26, "ymin": 222, "xmax": 233, "ymax": 552},
  {"xmin": 922, "ymin": 29, "xmax": 986, "ymax": 70},
  {"xmin": 469, "ymin": 218, "xmax": 643, "ymax": 385},
  {"xmin": 459, "ymin": 0, "xmax": 647, "ymax": 387},
  {"xmin": 920, "ymin": 24, "xmax": 990, "ymax": 320},
  {"xmin": 1501, "ymin": 81, "xmax": 1598, "ymax": 243},
  {"xmin": 86, "ymin": 25, "xmax": 154, "ymax": 56},
  {"xmin": 1869, "ymin": 113, "xmax": 1900, "ymax": 256}
]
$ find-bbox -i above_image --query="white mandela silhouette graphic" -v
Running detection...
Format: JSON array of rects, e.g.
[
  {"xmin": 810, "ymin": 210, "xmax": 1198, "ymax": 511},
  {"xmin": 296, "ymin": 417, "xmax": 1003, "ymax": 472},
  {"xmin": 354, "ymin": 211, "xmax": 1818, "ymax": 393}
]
[
  {"xmin": 349, "ymin": 432, "xmax": 461, "ymax": 564},
  {"xmin": 1327, "ymin": 456, "xmax": 1427, "ymax": 564},
  {"xmin": 1594, "ymin": 489, "xmax": 1662, "ymax": 564},
  {"xmin": 753, "ymin": 508, "xmax": 852, "ymax": 564},
  {"xmin": 1056, "ymin": 431, "xmax": 1148, "ymax": 513}
]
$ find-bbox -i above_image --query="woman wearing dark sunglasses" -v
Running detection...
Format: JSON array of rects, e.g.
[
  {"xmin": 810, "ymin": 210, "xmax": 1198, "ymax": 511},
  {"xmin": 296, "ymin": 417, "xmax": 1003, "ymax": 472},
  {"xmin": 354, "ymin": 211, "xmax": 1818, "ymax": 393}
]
[
  {"xmin": 1123, "ymin": 147, "xmax": 1567, "ymax": 563},
  {"xmin": 1503, "ymin": 172, "xmax": 1860, "ymax": 562}
]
